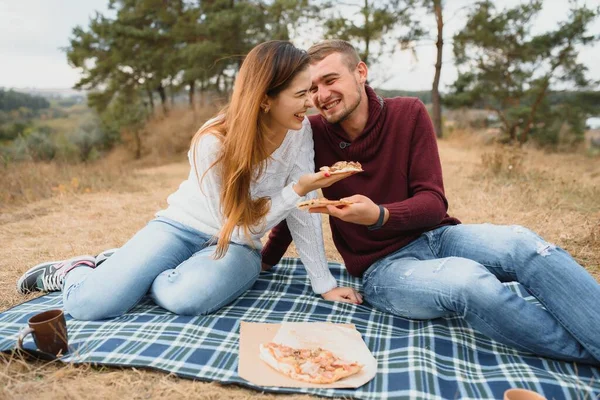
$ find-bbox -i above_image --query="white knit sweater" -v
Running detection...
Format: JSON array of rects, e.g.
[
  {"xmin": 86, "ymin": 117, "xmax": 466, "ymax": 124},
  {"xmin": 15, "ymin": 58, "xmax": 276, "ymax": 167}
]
[{"xmin": 156, "ymin": 118, "xmax": 337, "ymax": 294}]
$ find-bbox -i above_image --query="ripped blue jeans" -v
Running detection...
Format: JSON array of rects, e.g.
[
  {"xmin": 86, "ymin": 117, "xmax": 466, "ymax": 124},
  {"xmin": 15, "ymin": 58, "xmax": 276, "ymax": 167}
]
[{"xmin": 362, "ymin": 224, "xmax": 600, "ymax": 365}]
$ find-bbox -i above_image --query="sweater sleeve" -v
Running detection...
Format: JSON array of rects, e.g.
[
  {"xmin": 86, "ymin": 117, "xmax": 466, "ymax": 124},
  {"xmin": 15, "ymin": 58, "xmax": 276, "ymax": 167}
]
[
  {"xmin": 379, "ymin": 100, "xmax": 449, "ymax": 232},
  {"xmin": 281, "ymin": 121, "xmax": 336, "ymax": 294},
  {"xmin": 257, "ymin": 183, "xmax": 304, "ymax": 232}
]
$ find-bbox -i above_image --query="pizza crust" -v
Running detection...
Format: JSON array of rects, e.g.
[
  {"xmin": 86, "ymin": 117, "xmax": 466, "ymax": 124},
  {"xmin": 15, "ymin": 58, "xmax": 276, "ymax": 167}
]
[
  {"xmin": 259, "ymin": 344, "xmax": 299, "ymax": 378},
  {"xmin": 319, "ymin": 161, "xmax": 363, "ymax": 175},
  {"xmin": 296, "ymin": 198, "xmax": 353, "ymax": 211}
]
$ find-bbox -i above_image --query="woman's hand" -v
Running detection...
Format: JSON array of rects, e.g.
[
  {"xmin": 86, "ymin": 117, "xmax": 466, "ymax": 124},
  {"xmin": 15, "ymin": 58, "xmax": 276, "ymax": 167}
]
[
  {"xmin": 293, "ymin": 170, "xmax": 357, "ymax": 196},
  {"xmin": 321, "ymin": 287, "xmax": 363, "ymax": 304}
]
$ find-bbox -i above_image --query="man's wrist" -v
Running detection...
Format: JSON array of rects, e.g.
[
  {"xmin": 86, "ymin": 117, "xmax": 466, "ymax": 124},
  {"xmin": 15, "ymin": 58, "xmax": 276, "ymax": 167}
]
[{"xmin": 367, "ymin": 205, "xmax": 387, "ymax": 230}]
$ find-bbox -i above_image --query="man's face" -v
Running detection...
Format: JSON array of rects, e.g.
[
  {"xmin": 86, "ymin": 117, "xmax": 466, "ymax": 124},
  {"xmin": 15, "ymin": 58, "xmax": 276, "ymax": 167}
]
[{"xmin": 309, "ymin": 52, "xmax": 365, "ymax": 124}]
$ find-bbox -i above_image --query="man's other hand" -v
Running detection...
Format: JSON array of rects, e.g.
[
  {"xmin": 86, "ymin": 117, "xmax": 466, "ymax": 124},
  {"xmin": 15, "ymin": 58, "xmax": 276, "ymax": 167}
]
[{"xmin": 309, "ymin": 194, "xmax": 388, "ymax": 226}]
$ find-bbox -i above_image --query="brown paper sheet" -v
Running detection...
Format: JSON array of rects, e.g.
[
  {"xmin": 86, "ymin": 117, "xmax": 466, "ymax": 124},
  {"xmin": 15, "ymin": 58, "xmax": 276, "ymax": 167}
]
[{"xmin": 238, "ymin": 322, "xmax": 377, "ymax": 389}]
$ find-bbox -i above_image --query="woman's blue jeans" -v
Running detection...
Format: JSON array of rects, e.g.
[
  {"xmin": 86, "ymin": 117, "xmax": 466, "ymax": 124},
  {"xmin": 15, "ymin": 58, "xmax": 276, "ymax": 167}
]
[{"xmin": 63, "ymin": 217, "xmax": 260, "ymax": 320}]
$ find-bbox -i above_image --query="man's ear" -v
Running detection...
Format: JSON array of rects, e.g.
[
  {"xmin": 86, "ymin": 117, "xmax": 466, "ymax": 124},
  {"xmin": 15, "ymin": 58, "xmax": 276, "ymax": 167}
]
[{"xmin": 356, "ymin": 61, "xmax": 368, "ymax": 84}]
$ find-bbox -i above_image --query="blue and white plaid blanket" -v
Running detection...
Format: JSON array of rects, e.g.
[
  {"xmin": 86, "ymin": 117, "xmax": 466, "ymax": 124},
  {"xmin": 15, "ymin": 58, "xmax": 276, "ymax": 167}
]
[{"xmin": 1, "ymin": 258, "xmax": 598, "ymax": 399}]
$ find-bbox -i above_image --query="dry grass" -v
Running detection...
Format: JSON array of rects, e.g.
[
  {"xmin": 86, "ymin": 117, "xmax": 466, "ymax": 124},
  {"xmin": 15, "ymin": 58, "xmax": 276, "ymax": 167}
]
[
  {"xmin": 0, "ymin": 119, "xmax": 599, "ymax": 399},
  {"xmin": 0, "ymin": 160, "xmax": 143, "ymax": 215},
  {"xmin": 0, "ymin": 105, "xmax": 220, "ymax": 214},
  {"xmin": 0, "ymin": 353, "xmax": 319, "ymax": 400},
  {"xmin": 128, "ymin": 105, "xmax": 220, "ymax": 167}
]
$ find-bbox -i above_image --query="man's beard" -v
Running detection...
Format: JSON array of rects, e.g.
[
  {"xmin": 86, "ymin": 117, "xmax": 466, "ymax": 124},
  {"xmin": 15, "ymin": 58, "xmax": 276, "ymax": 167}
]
[{"xmin": 324, "ymin": 82, "xmax": 362, "ymax": 124}]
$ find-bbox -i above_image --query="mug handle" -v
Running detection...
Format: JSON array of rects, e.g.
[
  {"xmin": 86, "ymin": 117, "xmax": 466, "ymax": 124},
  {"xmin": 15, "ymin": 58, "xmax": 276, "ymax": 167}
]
[{"xmin": 17, "ymin": 326, "xmax": 35, "ymax": 350}]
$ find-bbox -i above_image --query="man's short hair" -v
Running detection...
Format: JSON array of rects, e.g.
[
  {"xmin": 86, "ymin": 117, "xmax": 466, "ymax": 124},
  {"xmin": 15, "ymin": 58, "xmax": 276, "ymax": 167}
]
[{"xmin": 307, "ymin": 40, "xmax": 361, "ymax": 71}]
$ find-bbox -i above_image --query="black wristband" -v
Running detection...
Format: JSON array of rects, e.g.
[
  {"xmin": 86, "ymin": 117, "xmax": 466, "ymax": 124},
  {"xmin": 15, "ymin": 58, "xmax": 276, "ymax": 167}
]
[{"xmin": 367, "ymin": 205, "xmax": 386, "ymax": 231}]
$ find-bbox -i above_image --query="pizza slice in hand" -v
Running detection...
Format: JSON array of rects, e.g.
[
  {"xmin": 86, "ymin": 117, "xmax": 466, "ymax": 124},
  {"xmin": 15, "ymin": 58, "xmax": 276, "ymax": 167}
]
[
  {"xmin": 259, "ymin": 342, "xmax": 363, "ymax": 384},
  {"xmin": 319, "ymin": 161, "xmax": 363, "ymax": 175},
  {"xmin": 296, "ymin": 198, "xmax": 354, "ymax": 211}
]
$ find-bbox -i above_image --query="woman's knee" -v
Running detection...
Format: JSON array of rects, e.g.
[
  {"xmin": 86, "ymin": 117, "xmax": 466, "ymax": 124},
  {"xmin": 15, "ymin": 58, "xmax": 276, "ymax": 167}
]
[
  {"xmin": 153, "ymin": 292, "xmax": 214, "ymax": 316},
  {"xmin": 150, "ymin": 267, "xmax": 258, "ymax": 316},
  {"xmin": 152, "ymin": 284, "xmax": 238, "ymax": 316}
]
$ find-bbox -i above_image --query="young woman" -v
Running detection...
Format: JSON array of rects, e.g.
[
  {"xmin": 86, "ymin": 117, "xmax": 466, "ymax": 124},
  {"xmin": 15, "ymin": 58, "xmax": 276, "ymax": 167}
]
[{"xmin": 16, "ymin": 41, "xmax": 362, "ymax": 320}]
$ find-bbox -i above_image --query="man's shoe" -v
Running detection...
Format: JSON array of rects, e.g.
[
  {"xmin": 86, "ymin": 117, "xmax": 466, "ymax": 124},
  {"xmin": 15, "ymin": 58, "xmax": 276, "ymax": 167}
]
[
  {"xmin": 16, "ymin": 255, "xmax": 96, "ymax": 294},
  {"xmin": 95, "ymin": 248, "xmax": 119, "ymax": 267}
]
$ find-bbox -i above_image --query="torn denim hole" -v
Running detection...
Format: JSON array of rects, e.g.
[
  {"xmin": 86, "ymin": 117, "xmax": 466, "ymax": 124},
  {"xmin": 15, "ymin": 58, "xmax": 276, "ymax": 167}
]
[
  {"xmin": 65, "ymin": 282, "xmax": 81, "ymax": 300},
  {"xmin": 402, "ymin": 268, "xmax": 415, "ymax": 278},
  {"xmin": 536, "ymin": 241, "xmax": 556, "ymax": 257},
  {"xmin": 433, "ymin": 258, "xmax": 451, "ymax": 273},
  {"xmin": 167, "ymin": 270, "xmax": 179, "ymax": 282}
]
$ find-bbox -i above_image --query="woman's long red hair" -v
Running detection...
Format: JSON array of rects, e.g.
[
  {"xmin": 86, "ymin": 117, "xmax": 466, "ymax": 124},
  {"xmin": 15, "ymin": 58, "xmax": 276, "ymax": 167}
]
[{"xmin": 191, "ymin": 41, "xmax": 309, "ymax": 258}]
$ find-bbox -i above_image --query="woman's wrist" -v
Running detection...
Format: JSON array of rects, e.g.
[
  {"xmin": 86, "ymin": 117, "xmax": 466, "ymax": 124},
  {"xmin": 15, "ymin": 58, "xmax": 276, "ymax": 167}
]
[{"xmin": 292, "ymin": 182, "xmax": 308, "ymax": 196}]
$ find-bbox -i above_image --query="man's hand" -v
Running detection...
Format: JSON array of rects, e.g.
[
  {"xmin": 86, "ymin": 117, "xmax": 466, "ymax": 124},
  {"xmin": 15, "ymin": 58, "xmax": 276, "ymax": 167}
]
[
  {"xmin": 309, "ymin": 194, "xmax": 389, "ymax": 226},
  {"xmin": 321, "ymin": 287, "xmax": 363, "ymax": 304}
]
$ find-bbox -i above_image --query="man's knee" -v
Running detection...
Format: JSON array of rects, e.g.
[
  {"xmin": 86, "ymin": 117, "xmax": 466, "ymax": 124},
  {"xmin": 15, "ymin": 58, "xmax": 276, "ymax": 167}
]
[
  {"xmin": 504, "ymin": 225, "xmax": 562, "ymax": 265},
  {"xmin": 436, "ymin": 257, "xmax": 482, "ymax": 279},
  {"xmin": 438, "ymin": 257, "xmax": 497, "ymax": 295}
]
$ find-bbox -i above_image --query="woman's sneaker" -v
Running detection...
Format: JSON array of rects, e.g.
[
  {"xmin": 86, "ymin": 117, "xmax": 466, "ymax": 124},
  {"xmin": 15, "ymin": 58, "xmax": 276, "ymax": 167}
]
[
  {"xmin": 16, "ymin": 255, "xmax": 96, "ymax": 294},
  {"xmin": 95, "ymin": 248, "xmax": 119, "ymax": 267}
]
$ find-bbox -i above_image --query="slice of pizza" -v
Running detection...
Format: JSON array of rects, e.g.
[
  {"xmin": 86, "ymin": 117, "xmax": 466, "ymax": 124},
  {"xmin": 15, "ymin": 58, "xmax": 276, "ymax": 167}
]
[
  {"xmin": 296, "ymin": 198, "xmax": 354, "ymax": 211},
  {"xmin": 319, "ymin": 161, "xmax": 363, "ymax": 175},
  {"xmin": 259, "ymin": 342, "xmax": 363, "ymax": 384}
]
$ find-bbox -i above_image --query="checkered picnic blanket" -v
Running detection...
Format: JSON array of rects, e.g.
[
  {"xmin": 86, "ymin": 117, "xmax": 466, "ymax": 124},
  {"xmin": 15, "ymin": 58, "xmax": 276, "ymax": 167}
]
[{"xmin": 1, "ymin": 258, "xmax": 598, "ymax": 399}]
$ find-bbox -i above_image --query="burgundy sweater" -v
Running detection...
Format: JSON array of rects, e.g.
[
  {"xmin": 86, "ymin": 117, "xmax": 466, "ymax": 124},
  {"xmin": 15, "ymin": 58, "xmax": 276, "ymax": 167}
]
[{"xmin": 262, "ymin": 86, "xmax": 461, "ymax": 277}]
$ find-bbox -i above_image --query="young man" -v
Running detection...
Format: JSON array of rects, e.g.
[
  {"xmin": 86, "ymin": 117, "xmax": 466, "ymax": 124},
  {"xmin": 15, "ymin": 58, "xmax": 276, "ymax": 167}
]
[{"xmin": 262, "ymin": 40, "xmax": 600, "ymax": 366}]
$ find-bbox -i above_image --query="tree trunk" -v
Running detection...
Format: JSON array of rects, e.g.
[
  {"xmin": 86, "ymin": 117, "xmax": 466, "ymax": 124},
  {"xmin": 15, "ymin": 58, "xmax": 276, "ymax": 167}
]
[
  {"xmin": 188, "ymin": 80, "xmax": 195, "ymax": 108},
  {"xmin": 216, "ymin": 73, "xmax": 222, "ymax": 94},
  {"xmin": 519, "ymin": 79, "xmax": 550, "ymax": 144},
  {"xmin": 157, "ymin": 84, "xmax": 168, "ymax": 115},
  {"xmin": 199, "ymin": 78, "xmax": 207, "ymax": 107},
  {"xmin": 431, "ymin": 0, "xmax": 444, "ymax": 139},
  {"xmin": 509, "ymin": 125, "xmax": 517, "ymax": 142},
  {"xmin": 146, "ymin": 87, "xmax": 155, "ymax": 113},
  {"xmin": 362, "ymin": 0, "xmax": 371, "ymax": 65},
  {"xmin": 133, "ymin": 129, "xmax": 142, "ymax": 159},
  {"xmin": 519, "ymin": 47, "xmax": 569, "ymax": 143}
]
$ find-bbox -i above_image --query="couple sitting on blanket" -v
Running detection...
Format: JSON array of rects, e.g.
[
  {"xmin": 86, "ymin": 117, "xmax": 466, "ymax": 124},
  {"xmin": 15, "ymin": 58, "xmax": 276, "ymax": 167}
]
[{"xmin": 16, "ymin": 40, "xmax": 600, "ymax": 367}]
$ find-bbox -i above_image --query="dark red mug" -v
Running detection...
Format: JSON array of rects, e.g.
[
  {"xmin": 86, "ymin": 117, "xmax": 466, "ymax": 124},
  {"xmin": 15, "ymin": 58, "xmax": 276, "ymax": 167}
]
[{"xmin": 17, "ymin": 309, "xmax": 69, "ymax": 356}]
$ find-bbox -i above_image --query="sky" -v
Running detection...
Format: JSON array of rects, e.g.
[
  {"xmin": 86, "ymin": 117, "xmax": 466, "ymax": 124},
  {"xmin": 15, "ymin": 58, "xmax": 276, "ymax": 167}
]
[{"xmin": 1, "ymin": 0, "xmax": 599, "ymax": 92}]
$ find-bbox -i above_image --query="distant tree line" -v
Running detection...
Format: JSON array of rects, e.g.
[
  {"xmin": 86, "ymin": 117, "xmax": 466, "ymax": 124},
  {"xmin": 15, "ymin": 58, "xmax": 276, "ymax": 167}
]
[
  {"xmin": 64, "ymin": 0, "xmax": 598, "ymax": 147},
  {"xmin": 378, "ymin": 89, "xmax": 600, "ymax": 111},
  {"xmin": 3, "ymin": 0, "xmax": 598, "ymax": 165},
  {"xmin": 0, "ymin": 89, "xmax": 50, "ymax": 112}
]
